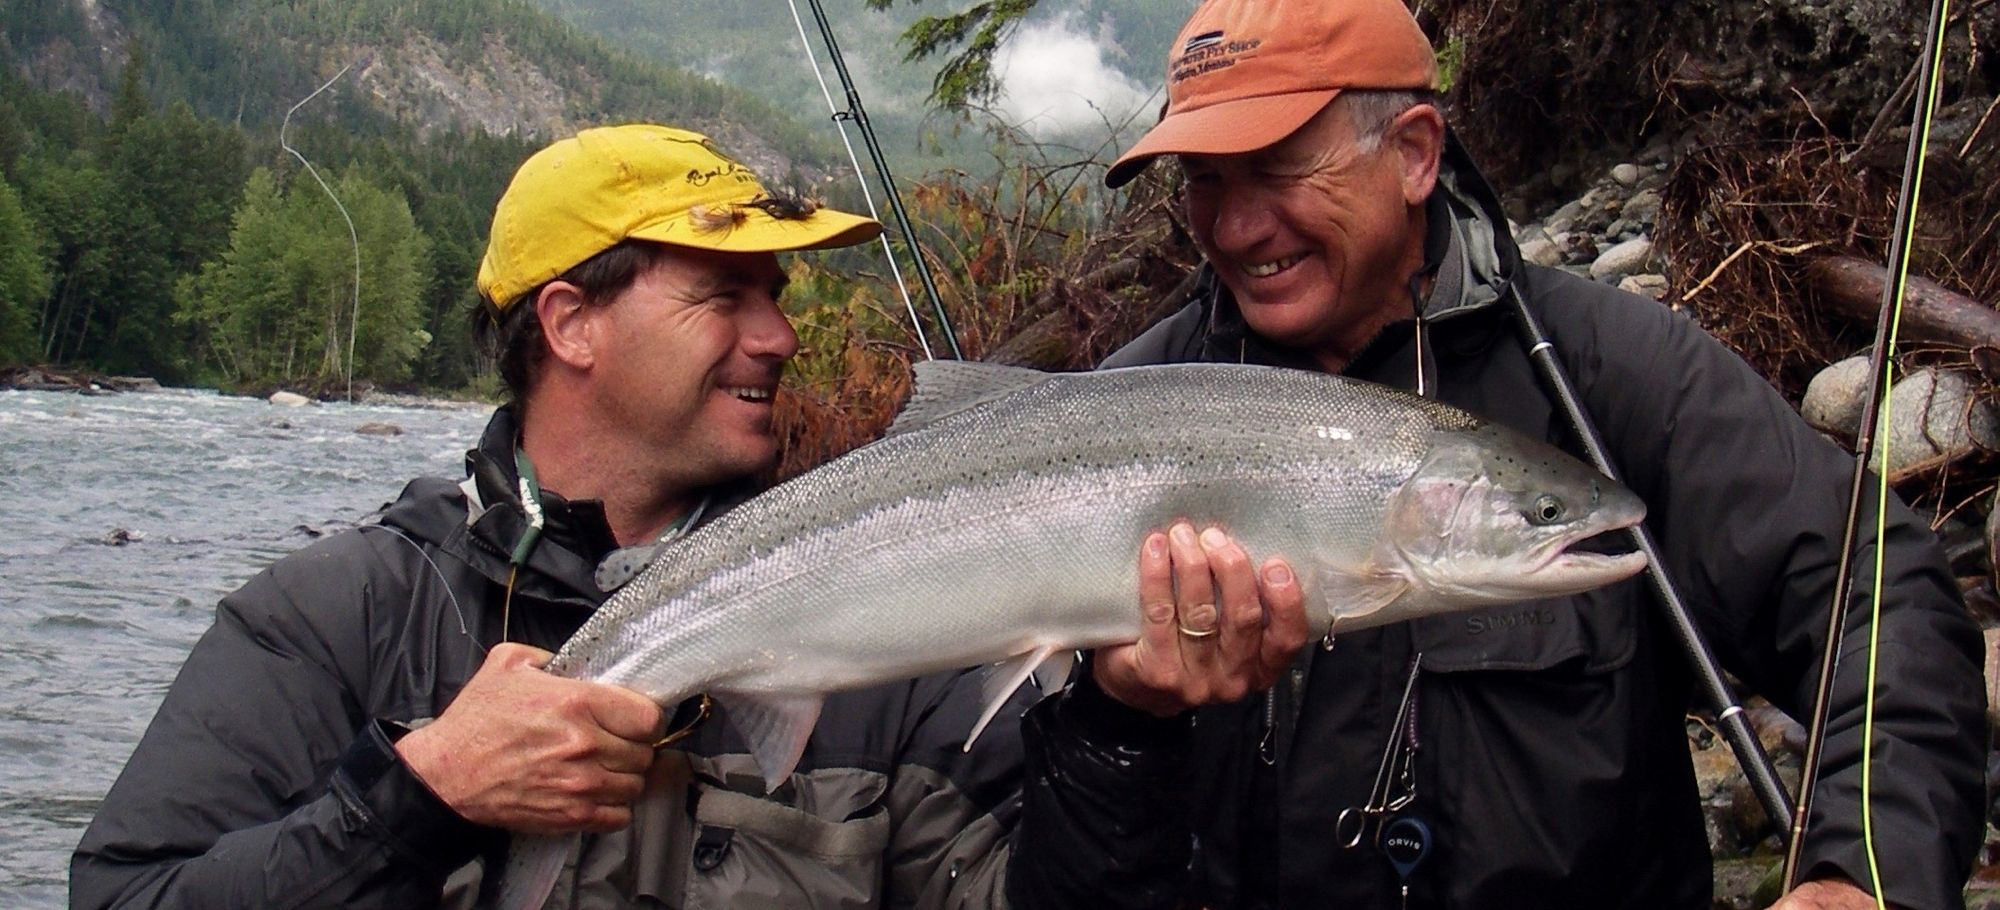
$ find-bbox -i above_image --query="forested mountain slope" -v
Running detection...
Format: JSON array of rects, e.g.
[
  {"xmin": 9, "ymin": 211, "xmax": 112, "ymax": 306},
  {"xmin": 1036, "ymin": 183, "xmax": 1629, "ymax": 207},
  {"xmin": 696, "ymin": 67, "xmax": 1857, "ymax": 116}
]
[{"xmin": 0, "ymin": 0, "xmax": 843, "ymax": 389}]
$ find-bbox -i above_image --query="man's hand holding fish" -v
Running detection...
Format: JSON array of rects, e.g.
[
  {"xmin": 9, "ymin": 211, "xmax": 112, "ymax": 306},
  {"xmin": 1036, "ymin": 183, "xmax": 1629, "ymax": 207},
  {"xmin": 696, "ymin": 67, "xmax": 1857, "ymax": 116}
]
[
  {"xmin": 394, "ymin": 642, "xmax": 664, "ymax": 835},
  {"xmin": 1094, "ymin": 522, "xmax": 1310, "ymax": 718}
]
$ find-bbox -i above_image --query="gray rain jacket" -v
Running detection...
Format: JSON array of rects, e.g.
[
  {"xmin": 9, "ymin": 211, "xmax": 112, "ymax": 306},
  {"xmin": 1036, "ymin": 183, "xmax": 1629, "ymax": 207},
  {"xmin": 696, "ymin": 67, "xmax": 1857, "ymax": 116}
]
[
  {"xmin": 1013, "ymin": 133, "xmax": 1986, "ymax": 909},
  {"xmin": 72, "ymin": 406, "xmax": 1025, "ymax": 909}
]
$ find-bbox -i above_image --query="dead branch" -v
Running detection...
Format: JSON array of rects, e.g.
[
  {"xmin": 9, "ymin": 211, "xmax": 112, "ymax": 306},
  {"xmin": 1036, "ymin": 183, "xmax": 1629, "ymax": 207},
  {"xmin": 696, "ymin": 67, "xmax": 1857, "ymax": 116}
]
[{"xmin": 1806, "ymin": 255, "xmax": 2000, "ymax": 351}]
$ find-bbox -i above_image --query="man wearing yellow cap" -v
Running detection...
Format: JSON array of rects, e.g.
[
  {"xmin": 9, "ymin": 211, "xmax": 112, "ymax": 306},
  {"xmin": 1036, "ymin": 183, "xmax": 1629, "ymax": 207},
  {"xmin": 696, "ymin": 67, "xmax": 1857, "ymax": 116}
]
[
  {"xmin": 74, "ymin": 125, "xmax": 1029, "ymax": 908},
  {"xmin": 1015, "ymin": 1, "xmax": 1986, "ymax": 909}
]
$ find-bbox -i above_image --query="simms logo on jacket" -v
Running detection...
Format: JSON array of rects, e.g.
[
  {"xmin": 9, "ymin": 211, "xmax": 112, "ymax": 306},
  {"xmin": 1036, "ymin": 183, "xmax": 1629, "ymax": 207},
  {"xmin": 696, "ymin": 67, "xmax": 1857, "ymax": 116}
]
[{"xmin": 1466, "ymin": 607, "xmax": 1558, "ymax": 635}]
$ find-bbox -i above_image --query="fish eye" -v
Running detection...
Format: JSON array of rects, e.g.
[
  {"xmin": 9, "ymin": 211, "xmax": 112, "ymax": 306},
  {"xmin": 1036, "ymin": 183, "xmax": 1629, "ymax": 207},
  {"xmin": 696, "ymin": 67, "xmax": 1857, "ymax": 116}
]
[{"xmin": 1529, "ymin": 494, "xmax": 1566, "ymax": 525}]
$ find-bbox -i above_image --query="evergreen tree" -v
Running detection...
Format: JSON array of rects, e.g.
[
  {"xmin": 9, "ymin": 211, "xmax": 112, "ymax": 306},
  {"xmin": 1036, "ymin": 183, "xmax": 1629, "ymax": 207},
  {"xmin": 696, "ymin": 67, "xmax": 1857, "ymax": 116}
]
[
  {"xmin": 323, "ymin": 168, "xmax": 433, "ymax": 385},
  {"xmin": 17, "ymin": 155, "xmax": 117, "ymax": 368},
  {"xmin": 70, "ymin": 95, "xmax": 244, "ymax": 378},
  {"xmin": 107, "ymin": 101, "xmax": 247, "ymax": 274},
  {"xmin": 0, "ymin": 179, "xmax": 53, "ymax": 365},
  {"xmin": 178, "ymin": 166, "xmax": 433, "ymax": 388},
  {"xmin": 177, "ymin": 168, "xmax": 289, "ymax": 382}
]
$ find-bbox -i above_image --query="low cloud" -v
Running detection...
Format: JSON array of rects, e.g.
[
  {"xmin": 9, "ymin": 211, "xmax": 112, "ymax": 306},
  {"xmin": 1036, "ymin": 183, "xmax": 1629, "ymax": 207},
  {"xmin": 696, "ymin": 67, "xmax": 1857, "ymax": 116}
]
[{"xmin": 995, "ymin": 16, "xmax": 1155, "ymax": 141}]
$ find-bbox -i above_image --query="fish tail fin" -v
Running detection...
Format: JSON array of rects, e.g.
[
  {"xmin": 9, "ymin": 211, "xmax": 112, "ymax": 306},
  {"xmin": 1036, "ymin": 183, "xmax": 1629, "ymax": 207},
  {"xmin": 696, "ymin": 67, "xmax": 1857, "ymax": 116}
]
[{"xmin": 494, "ymin": 832, "xmax": 572, "ymax": 910}]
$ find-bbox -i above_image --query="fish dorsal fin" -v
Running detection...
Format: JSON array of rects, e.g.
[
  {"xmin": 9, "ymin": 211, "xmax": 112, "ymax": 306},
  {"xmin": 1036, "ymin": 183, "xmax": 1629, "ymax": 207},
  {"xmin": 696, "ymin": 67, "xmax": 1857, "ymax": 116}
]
[
  {"xmin": 964, "ymin": 645, "xmax": 1072, "ymax": 751},
  {"xmin": 713, "ymin": 691, "xmax": 824, "ymax": 793},
  {"xmin": 886, "ymin": 361, "xmax": 1055, "ymax": 437}
]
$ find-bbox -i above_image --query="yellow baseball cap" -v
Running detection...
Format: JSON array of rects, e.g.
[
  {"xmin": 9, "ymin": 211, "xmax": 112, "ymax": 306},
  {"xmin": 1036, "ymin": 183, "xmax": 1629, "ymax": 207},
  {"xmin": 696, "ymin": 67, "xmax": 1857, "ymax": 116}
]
[
  {"xmin": 477, "ymin": 124, "xmax": 883, "ymax": 308},
  {"xmin": 1106, "ymin": 0, "xmax": 1439, "ymax": 188}
]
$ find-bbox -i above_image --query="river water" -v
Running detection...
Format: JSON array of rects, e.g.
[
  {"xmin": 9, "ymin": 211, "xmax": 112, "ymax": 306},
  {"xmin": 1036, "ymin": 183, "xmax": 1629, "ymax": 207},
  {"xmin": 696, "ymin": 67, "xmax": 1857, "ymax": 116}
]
[{"xmin": 0, "ymin": 388, "xmax": 494, "ymax": 906}]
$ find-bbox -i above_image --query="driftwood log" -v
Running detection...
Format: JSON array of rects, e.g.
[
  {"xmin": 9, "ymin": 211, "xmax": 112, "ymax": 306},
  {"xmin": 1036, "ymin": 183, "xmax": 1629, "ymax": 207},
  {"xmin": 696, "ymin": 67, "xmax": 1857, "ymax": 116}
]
[
  {"xmin": 1805, "ymin": 255, "xmax": 2000, "ymax": 351},
  {"xmin": 0, "ymin": 365, "xmax": 161, "ymax": 393}
]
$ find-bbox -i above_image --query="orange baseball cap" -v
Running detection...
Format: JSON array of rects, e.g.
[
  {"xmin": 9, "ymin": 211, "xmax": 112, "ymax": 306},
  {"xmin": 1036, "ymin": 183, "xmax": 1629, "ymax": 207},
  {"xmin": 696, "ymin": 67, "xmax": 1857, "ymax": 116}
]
[{"xmin": 1106, "ymin": 0, "xmax": 1439, "ymax": 188}]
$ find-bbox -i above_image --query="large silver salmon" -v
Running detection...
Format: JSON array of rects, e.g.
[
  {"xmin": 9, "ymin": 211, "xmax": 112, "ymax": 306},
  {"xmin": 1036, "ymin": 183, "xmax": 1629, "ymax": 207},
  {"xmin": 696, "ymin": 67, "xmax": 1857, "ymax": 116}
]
[{"xmin": 500, "ymin": 361, "xmax": 1648, "ymax": 907}]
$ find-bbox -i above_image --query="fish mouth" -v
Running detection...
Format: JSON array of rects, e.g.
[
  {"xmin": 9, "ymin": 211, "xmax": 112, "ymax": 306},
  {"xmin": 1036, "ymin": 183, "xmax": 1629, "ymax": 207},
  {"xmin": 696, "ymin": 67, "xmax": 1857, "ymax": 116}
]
[
  {"xmin": 1546, "ymin": 545, "xmax": 1649, "ymax": 581},
  {"xmin": 1567, "ymin": 526, "xmax": 1633, "ymax": 557},
  {"xmin": 1539, "ymin": 515, "xmax": 1648, "ymax": 584}
]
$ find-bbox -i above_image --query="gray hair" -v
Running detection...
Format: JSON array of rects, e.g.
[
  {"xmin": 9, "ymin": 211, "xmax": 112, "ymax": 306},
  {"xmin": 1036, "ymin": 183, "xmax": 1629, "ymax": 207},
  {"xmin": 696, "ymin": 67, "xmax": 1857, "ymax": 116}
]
[{"xmin": 1344, "ymin": 89, "xmax": 1438, "ymax": 152}]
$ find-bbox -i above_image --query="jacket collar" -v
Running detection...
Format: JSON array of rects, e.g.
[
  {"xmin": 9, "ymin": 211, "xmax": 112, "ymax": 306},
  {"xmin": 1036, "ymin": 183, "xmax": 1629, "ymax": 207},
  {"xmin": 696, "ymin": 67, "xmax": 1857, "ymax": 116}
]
[{"xmin": 376, "ymin": 405, "xmax": 621, "ymax": 609}]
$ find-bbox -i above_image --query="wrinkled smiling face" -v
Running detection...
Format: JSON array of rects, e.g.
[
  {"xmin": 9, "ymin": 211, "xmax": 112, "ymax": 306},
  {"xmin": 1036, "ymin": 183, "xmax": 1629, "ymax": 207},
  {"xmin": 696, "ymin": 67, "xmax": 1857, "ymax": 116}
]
[
  {"xmin": 592, "ymin": 248, "xmax": 798, "ymax": 488},
  {"xmin": 1178, "ymin": 100, "xmax": 1426, "ymax": 366}
]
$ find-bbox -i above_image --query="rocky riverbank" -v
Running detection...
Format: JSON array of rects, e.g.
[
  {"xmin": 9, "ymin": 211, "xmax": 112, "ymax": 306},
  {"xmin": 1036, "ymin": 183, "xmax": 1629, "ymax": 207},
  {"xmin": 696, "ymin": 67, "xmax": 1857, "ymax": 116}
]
[
  {"xmin": 1509, "ymin": 139, "xmax": 1680, "ymax": 303},
  {"xmin": 1, "ymin": 365, "xmax": 490, "ymax": 412},
  {"xmin": 1, "ymin": 365, "xmax": 163, "ymax": 395}
]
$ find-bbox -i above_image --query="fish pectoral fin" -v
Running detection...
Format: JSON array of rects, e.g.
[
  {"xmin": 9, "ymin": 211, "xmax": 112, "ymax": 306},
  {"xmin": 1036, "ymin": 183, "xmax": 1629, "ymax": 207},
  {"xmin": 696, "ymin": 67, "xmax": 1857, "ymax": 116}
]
[
  {"xmin": 1314, "ymin": 564, "xmax": 1411, "ymax": 624},
  {"xmin": 966, "ymin": 645, "xmax": 1070, "ymax": 751},
  {"xmin": 1030, "ymin": 648, "xmax": 1077, "ymax": 695},
  {"xmin": 713, "ymin": 691, "xmax": 824, "ymax": 793},
  {"xmin": 886, "ymin": 361, "xmax": 1053, "ymax": 436}
]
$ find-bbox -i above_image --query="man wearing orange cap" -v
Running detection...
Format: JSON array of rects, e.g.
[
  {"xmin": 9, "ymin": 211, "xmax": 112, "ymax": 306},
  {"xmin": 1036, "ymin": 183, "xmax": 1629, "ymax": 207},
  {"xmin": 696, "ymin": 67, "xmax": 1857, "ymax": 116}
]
[
  {"xmin": 73, "ymin": 125, "xmax": 1035, "ymax": 908},
  {"xmin": 1014, "ymin": 1, "xmax": 1986, "ymax": 909}
]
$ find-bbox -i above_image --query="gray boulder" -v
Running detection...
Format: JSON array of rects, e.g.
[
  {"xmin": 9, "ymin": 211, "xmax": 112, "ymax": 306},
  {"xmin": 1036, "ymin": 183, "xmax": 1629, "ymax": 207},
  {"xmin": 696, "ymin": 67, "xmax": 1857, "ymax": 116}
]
[
  {"xmin": 1622, "ymin": 189, "xmax": 1664, "ymax": 225},
  {"xmin": 1800, "ymin": 355, "xmax": 1873, "ymax": 440},
  {"xmin": 1882, "ymin": 367, "xmax": 1999, "ymax": 477},
  {"xmin": 1519, "ymin": 236, "xmax": 1564, "ymax": 268},
  {"xmin": 1590, "ymin": 236, "xmax": 1656, "ymax": 282},
  {"xmin": 1618, "ymin": 273, "xmax": 1670, "ymax": 300}
]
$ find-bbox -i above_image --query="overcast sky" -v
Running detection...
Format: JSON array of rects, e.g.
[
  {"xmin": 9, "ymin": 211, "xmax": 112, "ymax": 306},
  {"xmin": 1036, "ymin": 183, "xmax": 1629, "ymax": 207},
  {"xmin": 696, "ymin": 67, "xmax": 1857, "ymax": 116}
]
[{"xmin": 993, "ymin": 14, "xmax": 1159, "ymax": 141}]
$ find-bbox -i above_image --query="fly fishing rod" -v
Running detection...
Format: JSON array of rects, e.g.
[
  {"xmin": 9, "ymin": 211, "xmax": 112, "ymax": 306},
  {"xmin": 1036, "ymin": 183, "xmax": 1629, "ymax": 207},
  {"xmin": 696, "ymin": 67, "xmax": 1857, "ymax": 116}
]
[
  {"xmin": 1782, "ymin": 0, "xmax": 1951, "ymax": 891},
  {"xmin": 795, "ymin": 0, "xmax": 963, "ymax": 360},
  {"xmin": 1506, "ymin": 292, "xmax": 1797, "ymax": 838},
  {"xmin": 280, "ymin": 61, "xmax": 362, "ymax": 401}
]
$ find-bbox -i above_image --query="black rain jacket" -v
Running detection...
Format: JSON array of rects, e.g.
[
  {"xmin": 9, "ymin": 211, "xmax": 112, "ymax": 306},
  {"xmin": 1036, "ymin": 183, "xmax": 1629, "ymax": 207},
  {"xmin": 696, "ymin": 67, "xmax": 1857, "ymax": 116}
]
[
  {"xmin": 72, "ymin": 406, "xmax": 1027, "ymax": 909},
  {"xmin": 1008, "ymin": 133, "xmax": 1987, "ymax": 910}
]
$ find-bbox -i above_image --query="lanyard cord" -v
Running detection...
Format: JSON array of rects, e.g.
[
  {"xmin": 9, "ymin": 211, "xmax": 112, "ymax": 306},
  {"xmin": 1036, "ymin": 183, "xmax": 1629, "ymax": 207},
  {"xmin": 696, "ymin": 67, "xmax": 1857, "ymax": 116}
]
[{"xmin": 501, "ymin": 445, "xmax": 546, "ymax": 644}]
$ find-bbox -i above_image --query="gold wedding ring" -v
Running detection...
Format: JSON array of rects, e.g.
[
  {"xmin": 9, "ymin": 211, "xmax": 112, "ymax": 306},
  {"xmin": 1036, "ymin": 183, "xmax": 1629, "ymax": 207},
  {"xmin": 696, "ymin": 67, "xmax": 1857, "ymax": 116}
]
[{"xmin": 1178, "ymin": 602, "xmax": 1220, "ymax": 639}]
